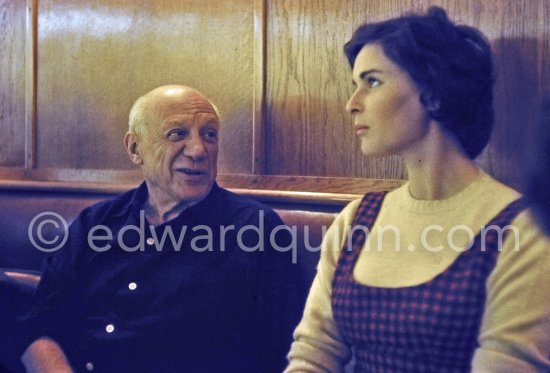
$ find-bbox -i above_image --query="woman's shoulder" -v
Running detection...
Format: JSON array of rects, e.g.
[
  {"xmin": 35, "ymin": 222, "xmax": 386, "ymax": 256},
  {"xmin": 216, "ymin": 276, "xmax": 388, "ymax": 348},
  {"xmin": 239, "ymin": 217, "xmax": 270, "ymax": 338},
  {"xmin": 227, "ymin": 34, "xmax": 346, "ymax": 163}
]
[
  {"xmin": 334, "ymin": 190, "xmax": 392, "ymax": 226},
  {"xmin": 479, "ymin": 171, "xmax": 521, "ymax": 198}
]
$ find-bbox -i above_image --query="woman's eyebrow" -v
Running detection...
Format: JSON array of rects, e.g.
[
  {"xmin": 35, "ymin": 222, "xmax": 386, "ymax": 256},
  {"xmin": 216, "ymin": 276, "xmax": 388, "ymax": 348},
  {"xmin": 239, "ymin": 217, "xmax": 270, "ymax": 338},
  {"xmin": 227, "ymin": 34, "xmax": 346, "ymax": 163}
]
[
  {"xmin": 352, "ymin": 69, "xmax": 382, "ymax": 85},
  {"xmin": 359, "ymin": 69, "xmax": 381, "ymax": 80}
]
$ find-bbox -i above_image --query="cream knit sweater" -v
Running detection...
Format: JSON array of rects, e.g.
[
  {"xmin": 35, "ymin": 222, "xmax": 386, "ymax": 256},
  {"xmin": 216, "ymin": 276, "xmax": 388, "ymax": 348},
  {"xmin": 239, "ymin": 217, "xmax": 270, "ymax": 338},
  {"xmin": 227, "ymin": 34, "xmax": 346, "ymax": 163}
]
[{"xmin": 286, "ymin": 171, "xmax": 550, "ymax": 372}]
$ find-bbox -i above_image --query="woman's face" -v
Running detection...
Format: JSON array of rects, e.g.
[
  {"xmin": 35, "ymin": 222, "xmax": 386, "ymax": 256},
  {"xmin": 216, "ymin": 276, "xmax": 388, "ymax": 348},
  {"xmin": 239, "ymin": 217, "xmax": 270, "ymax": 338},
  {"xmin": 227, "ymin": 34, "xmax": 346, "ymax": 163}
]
[{"xmin": 346, "ymin": 43, "xmax": 431, "ymax": 158}]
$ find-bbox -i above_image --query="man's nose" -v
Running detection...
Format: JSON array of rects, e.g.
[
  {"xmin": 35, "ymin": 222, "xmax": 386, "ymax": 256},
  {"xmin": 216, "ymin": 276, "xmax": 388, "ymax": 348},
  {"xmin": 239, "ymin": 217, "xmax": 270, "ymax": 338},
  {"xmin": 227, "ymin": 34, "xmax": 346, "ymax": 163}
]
[{"xmin": 183, "ymin": 135, "xmax": 207, "ymax": 160}]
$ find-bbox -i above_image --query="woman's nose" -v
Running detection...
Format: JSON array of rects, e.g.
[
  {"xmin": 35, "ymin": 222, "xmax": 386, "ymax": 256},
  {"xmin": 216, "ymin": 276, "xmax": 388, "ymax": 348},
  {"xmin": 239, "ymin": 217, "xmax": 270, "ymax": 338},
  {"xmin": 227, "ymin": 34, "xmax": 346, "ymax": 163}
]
[{"xmin": 346, "ymin": 90, "xmax": 362, "ymax": 114}]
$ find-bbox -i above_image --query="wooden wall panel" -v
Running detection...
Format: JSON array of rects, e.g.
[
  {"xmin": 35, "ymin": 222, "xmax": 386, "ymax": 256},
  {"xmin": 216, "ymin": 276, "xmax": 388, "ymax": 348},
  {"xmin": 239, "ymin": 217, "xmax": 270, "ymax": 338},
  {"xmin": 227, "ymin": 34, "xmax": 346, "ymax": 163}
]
[
  {"xmin": 36, "ymin": 0, "xmax": 254, "ymax": 173},
  {"xmin": 475, "ymin": 0, "xmax": 550, "ymax": 187},
  {"xmin": 0, "ymin": 0, "xmax": 26, "ymax": 167},
  {"xmin": 266, "ymin": 0, "xmax": 390, "ymax": 178},
  {"xmin": 1, "ymin": 0, "xmax": 549, "ymax": 193},
  {"xmin": 266, "ymin": 0, "xmax": 550, "ymax": 188}
]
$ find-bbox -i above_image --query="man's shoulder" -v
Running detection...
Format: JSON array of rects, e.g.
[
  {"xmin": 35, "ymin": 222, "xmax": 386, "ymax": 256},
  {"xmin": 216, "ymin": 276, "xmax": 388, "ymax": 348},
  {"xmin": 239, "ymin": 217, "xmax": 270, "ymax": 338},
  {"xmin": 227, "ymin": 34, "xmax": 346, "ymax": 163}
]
[
  {"xmin": 217, "ymin": 186, "xmax": 274, "ymax": 213},
  {"xmin": 76, "ymin": 187, "xmax": 138, "ymax": 225},
  {"xmin": 215, "ymin": 186, "xmax": 282, "ymax": 224}
]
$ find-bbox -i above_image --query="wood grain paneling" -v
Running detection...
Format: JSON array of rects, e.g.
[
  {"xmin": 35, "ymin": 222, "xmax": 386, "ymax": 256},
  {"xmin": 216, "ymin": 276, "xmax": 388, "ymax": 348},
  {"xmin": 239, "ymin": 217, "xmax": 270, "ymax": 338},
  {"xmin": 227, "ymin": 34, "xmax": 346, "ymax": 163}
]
[
  {"xmin": 474, "ymin": 0, "xmax": 550, "ymax": 187},
  {"xmin": 266, "ymin": 0, "xmax": 377, "ymax": 177},
  {"xmin": 36, "ymin": 0, "xmax": 255, "ymax": 173},
  {"xmin": 25, "ymin": 0, "xmax": 38, "ymax": 169},
  {"xmin": 0, "ymin": 167, "xmax": 403, "ymax": 194},
  {"xmin": 266, "ymin": 0, "xmax": 550, "ymax": 188},
  {"xmin": 1, "ymin": 0, "xmax": 549, "ymax": 194},
  {"xmin": 0, "ymin": 0, "xmax": 27, "ymax": 167},
  {"xmin": 252, "ymin": 0, "xmax": 267, "ymax": 174},
  {"xmin": 0, "ymin": 168, "xmax": 403, "ymax": 206}
]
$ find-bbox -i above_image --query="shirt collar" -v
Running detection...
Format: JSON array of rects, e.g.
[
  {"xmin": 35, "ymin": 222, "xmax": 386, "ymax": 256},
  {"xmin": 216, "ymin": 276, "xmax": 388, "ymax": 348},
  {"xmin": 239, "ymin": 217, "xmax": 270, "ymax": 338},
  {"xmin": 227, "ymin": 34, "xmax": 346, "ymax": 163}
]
[{"xmin": 117, "ymin": 181, "xmax": 223, "ymax": 227}]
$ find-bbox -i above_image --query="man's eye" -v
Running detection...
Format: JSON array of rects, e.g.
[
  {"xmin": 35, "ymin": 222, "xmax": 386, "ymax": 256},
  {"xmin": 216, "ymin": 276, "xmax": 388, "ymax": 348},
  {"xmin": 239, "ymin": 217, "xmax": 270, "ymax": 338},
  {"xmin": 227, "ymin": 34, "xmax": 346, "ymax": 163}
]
[
  {"xmin": 203, "ymin": 130, "xmax": 218, "ymax": 142},
  {"xmin": 167, "ymin": 130, "xmax": 187, "ymax": 142}
]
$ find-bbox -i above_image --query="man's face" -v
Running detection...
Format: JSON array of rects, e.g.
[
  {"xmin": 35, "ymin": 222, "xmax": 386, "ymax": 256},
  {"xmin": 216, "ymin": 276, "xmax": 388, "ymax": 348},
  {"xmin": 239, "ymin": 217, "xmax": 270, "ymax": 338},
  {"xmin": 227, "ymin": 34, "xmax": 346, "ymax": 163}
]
[{"xmin": 131, "ymin": 89, "xmax": 219, "ymax": 210}]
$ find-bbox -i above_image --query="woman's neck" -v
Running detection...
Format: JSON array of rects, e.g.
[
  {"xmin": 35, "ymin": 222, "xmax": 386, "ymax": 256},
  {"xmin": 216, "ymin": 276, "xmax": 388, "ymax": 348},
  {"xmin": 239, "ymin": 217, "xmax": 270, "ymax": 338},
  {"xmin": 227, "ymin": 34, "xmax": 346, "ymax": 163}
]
[{"xmin": 402, "ymin": 124, "xmax": 480, "ymax": 200}]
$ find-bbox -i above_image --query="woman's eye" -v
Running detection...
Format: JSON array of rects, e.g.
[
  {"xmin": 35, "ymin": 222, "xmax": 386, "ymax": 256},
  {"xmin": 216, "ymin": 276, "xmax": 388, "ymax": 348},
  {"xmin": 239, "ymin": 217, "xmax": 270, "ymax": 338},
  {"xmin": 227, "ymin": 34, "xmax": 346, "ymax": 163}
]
[
  {"xmin": 167, "ymin": 130, "xmax": 187, "ymax": 142},
  {"xmin": 367, "ymin": 77, "xmax": 381, "ymax": 88}
]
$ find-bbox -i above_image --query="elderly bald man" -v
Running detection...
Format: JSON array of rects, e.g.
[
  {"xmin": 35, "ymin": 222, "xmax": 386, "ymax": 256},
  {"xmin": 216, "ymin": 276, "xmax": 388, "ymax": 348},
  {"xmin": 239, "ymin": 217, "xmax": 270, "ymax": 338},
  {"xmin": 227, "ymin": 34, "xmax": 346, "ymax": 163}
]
[{"xmin": 19, "ymin": 85, "xmax": 302, "ymax": 373}]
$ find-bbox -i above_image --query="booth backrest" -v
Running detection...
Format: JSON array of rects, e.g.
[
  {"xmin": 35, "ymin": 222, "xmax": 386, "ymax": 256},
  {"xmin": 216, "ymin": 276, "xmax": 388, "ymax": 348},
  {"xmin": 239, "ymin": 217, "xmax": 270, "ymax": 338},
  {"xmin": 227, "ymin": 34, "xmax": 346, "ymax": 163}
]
[
  {"xmin": 0, "ymin": 190, "xmax": 109, "ymax": 270},
  {"xmin": 0, "ymin": 189, "xmax": 339, "ymax": 273}
]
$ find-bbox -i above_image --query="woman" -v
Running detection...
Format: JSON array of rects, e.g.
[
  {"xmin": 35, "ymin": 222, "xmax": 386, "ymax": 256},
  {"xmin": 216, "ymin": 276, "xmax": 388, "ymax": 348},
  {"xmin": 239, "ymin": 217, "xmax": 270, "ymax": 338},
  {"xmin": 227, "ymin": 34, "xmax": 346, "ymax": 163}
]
[{"xmin": 286, "ymin": 7, "xmax": 550, "ymax": 372}]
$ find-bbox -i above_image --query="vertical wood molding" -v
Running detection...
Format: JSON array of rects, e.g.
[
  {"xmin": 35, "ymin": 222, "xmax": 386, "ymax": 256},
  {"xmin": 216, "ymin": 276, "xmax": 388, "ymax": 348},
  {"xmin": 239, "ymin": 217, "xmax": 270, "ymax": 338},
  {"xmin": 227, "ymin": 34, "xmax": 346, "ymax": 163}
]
[
  {"xmin": 24, "ymin": 0, "xmax": 37, "ymax": 169},
  {"xmin": 252, "ymin": 0, "xmax": 266, "ymax": 175}
]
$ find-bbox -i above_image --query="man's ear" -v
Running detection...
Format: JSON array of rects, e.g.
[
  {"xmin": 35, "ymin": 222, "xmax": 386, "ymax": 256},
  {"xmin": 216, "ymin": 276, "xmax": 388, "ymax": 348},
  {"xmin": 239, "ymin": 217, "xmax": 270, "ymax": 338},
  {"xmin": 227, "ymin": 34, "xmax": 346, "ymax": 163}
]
[{"xmin": 124, "ymin": 132, "xmax": 143, "ymax": 165}]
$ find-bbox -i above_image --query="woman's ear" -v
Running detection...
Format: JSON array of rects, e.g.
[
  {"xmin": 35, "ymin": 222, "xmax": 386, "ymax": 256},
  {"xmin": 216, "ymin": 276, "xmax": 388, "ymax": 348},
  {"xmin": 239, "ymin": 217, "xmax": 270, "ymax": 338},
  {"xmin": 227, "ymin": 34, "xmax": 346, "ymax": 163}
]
[
  {"xmin": 426, "ymin": 98, "xmax": 440, "ymax": 112},
  {"xmin": 124, "ymin": 132, "xmax": 143, "ymax": 165},
  {"xmin": 421, "ymin": 89, "xmax": 441, "ymax": 116}
]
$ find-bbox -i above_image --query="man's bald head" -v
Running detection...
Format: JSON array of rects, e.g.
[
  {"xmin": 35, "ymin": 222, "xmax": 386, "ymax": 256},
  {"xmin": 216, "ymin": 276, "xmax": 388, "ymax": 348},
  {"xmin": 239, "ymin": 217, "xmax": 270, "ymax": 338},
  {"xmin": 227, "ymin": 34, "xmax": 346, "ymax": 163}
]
[{"xmin": 128, "ymin": 85, "xmax": 220, "ymax": 136}]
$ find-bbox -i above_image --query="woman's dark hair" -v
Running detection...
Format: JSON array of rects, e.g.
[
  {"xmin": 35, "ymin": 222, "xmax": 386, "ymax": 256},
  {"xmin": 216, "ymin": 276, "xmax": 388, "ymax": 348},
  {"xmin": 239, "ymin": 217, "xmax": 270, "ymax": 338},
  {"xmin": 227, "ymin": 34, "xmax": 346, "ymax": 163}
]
[
  {"xmin": 344, "ymin": 6, "xmax": 495, "ymax": 159},
  {"xmin": 524, "ymin": 100, "xmax": 550, "ymax": 235}
]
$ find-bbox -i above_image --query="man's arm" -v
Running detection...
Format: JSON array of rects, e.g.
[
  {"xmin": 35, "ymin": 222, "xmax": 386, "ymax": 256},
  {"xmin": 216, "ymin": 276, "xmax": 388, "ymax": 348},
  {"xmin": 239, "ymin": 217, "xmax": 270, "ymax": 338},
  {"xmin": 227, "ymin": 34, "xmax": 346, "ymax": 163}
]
[
  {"xmin": 21, "ymin": 337, "xmax": 73, "ymax": 373},
  {"xmin": 17, "ymin": 208, "xmax": 95, "ymax": 371}
]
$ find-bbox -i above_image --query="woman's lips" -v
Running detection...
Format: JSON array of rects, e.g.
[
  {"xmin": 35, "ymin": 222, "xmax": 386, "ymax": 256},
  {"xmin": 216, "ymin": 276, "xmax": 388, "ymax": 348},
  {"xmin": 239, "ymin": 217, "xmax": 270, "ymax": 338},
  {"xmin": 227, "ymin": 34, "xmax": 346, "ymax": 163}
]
[{"xmin": 354, "ymin": 125, "xmax": 369, "ymax": 136}]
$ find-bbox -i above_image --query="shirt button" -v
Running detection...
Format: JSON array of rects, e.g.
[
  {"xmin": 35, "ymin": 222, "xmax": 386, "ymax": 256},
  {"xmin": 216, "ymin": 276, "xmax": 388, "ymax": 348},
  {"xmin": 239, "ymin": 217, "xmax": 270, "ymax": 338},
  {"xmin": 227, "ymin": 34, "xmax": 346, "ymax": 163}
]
[
  {"xmin": 128, "ymin": 282, "xmax": 137, "ymax": 290},
  {"xmin": 146, "ymin": 237, "xmax": 155, "ymax": 245},
  {"xmin": 85, "ymin": 362, "xmax": 94, "ymax": 371},
  {"xmin": 105, "ymin": 324, "xmax": 115, "ymax": 333}
]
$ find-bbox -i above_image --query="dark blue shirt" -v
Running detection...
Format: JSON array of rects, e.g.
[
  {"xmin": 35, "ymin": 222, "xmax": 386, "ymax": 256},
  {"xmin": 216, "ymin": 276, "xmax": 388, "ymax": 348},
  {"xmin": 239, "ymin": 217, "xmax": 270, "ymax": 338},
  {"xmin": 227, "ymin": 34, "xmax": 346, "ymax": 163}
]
[{"xmin": 19, "ymin": 183, "xmax": 302, "ymax": 372}]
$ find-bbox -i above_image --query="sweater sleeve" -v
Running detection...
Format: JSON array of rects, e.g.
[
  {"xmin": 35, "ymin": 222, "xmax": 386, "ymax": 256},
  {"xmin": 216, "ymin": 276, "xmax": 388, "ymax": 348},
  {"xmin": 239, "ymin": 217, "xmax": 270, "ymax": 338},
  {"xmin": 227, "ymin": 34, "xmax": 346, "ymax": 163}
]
[
  {"xmin": 285, "ymin": 200, "xmax": 361, "ymax": 373},
  {"xmin": 472, "ymin": 211, "xmax": 550, "ymax": 372}
]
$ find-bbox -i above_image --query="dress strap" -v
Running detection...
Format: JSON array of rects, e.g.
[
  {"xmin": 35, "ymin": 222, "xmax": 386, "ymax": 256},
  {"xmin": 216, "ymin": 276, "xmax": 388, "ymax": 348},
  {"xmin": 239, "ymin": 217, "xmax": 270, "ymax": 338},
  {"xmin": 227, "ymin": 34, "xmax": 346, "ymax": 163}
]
[
  {"xmin": 336, "ymin": 192, "xmax": 387, "ymax": 274},
  {"xmin": 484, "ymin": 197, "xmax": 528, "ymax": 227},
  {"xmin": 470, "ymin": 197, "xmax": 529, "ymax": 253}
]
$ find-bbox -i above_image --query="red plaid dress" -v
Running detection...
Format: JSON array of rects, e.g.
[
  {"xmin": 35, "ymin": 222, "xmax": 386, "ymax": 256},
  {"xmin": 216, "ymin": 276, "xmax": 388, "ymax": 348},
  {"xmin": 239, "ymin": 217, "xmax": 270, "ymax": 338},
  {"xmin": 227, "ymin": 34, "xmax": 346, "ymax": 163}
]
[{"xmin": 332, "ymin": 192, "xmax": 527, "ymax": 372}]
